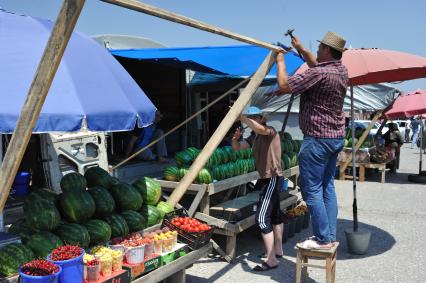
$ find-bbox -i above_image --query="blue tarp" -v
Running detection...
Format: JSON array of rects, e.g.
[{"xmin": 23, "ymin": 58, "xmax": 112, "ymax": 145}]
[
  {"xmin": 0, "ymin": 10, "xmax": 157, "ymax": 133},
  {"xmin": 110, "ymin": 45, "xmax": 304, "ymax": 79}
]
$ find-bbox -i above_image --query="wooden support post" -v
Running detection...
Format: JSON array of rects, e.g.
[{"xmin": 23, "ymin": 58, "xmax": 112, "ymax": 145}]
[
  {"xmin": 0, "ymin": 0, "xmax": 85, "ymax": 212},
  {"xmin": 340, "ymin": 111, "xmax": 382, "ymax": 173},
  {"xmin": 101, "ymin": 0, "xmax": 281, "ymax": 52},
  {"xmin": 166, "ymin": 52, "xmax": 276, "ymax": 207}
]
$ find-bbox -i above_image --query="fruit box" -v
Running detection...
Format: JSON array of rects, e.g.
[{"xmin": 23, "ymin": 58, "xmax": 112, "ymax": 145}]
[
  {"xmin": 160, "ymin": 243, "xmax": 190, "ymax": 266},
  {"xmin": 122, "ymin": 254, "xmax": 161, "ymax": 279},
  {"xmin": 84, "ymin": 269, "xmax": 130, "ymax": 283}
]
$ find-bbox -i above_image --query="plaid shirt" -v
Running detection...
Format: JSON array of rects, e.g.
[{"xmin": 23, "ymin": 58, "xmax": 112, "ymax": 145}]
[{"xmin": 288, "ymin": 60, "xmax": 348, "ymax": 138}]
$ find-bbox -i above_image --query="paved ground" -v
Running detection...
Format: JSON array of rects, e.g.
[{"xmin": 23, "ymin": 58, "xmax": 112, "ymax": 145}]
[{"xmin": 186, "ymin": 144, "xmax": 426, "ymax": 282}]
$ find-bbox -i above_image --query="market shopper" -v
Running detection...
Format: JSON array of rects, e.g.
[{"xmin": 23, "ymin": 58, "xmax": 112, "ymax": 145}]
[
  {"xmin": 232, "ymin": 106, "xmax": 284, "ymax": 271},
  {"xmin": 126, "ymin": 110, "xmax": 168, "ymax": 163},
  {"xmin": 383, "ymin": 122, "xmax": 404, "ymax": 173},
  {"xmin": 410, "ymin": 116, "xmax": 420, "ymax": 149},
  {"xmin": 272, "ymin": 31, "xmax": 348, "ymax": 249}
]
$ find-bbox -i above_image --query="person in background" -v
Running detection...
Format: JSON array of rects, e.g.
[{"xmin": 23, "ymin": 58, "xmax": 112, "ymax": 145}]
[
  {"xmin": 383, "ymin": 122, "xmax": 404, "ymax": 173},
  {"xmin": 273, "ymin": 31, "xmax": 348, "ymax": 250},
  {"xmin": 405, "ymin": 118, "xmax": 411, "ymax": 142},
  {"xmin": 126, "ymin": 110, "xmax": 168, "ymax": 163},
  {"xmin": 232, "ymin": 106, "xmax": 283, "ymax": 271},
  {"xmin": 410, "ymin": 116, "xmax": 420, "ymax": 149}
]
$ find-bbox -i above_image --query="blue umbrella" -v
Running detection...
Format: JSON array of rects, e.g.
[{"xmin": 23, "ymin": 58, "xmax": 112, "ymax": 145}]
[{"xmin": 0, "ymin": 10, "xmax": 157, "ymax": 133}]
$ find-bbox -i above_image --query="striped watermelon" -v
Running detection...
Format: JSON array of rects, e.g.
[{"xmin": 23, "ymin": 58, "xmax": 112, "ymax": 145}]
[
  {"xmin": 120, "ymin": 210, "xmax": 145, "ymax": 232},
  {"xmin": 139, "ymin": 205, "xmax": 162, "ymax": 228},
  {"xmin": 84, "ymin": 167, "xmax": 114, "ymax": 189},
  {"xmin": 110, "ymin": 183, "xmax": 143, "ymax": 211},
  {"xmin": 59, "ymin": 191, "xmax": 96, "ymax": 223},
  {"xmin": 60, "ymin": 172, "xmax": 87, "ymax": 193},
  {"xmin": 7, "ymin": 219, "xmax": 38, "ymax": 244},
  {"xmin": 0, "ymin": 243, "xmax": 34, "ymax": 277},
  {"xmin": 156, "ymin": 201, "xmax": 174, "ymax": 219},
  {"xmin": 83, "ymin": 219, "xmax": 112, "ymax": 246},
  {"xmin": 196, "ymin": 168, "xmax": 212, "ymax": 184},
  {"xmin": 163, "ymin": 166, "xmax": 179, "ymax": 181},
  {"xmin": 32, "ymin": 187, "xmax": 59, "ymax": 205},
  {"xmin": 54, "ymin": 223, "xmax": 90, "ymax": 248},
  {"xmin": 103, "ymin": 214, "xmax": 129, "ymax": 238},
  {"xmin": 132, "ymin": 177, "xmax": 162, "ymax": 206},
  {"xmin": 185, "ymin": 147, "xmax": 200, "ymax": 160},
  {"xmin": 178, "ymin": 168, "xmax": 189, "ymax": 181},
  {"xmin": 175, "ymin": 151, "xmax": 192, "ymax": 167},
  {"xmin": 24, "ymin": 198, "xmax": 61, "ymax": 231},
  {"xmin": 88, "ymin": 186, "xmax": 116, "ymax": 218},
  {"xmin": 26, "ymin": 231, "xmax": 63, "ymax": 258}
]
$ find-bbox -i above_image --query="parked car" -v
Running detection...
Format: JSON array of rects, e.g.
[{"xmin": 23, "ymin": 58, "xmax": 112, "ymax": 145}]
[{"xmin": 370, "ymin": 120, "xmax": 405, "ymax": 139}]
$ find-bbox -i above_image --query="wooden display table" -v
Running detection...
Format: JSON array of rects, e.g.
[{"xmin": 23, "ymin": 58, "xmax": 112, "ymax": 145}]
[
  {"xmin": 338, "ymin": 162, "xmax": 386, "ymax": 183},
  {"xmin": 156, "ymin": 166, "xmax": 300, "ymax": 262}
]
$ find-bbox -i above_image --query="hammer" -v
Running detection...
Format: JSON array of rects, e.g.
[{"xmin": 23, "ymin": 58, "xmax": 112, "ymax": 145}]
[{"xmin": 284, "ymin": 28, "xmax": 303, "ymax": 58}]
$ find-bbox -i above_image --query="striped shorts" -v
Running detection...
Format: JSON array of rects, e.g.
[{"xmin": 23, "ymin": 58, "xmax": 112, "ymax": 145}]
[{"xmin": 255, "ymin": 176, "xmax": 284, "ymax": 234}]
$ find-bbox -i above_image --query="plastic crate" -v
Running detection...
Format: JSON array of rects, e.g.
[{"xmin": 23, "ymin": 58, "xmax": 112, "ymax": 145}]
[{"xmin": 161, "ymin": 208, "xmax": 213, "ymax": 250}]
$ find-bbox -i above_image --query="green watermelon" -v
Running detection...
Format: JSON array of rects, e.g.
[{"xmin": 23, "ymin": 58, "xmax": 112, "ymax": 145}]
[
  {"xmin": 103, "ymin": 214, "xmax": 129, "ymax": 238},
  {"xmin": 7, "ymin": 219, "xmax": 38, "ymax": 243},
  {"xmin": 222, "ymin": 146, "xmax": 234, "ymax": 162},
  {"xmin": 60, "ymin": 172, "xmax": 87, "ymax": 193},
  {"xmin": 163, "ymin": 166, "xmax": 179, "ymax": 181},
  {"xmin": 344, "ymin": 139, "xmax": 349, "ymax": 147},
  {"xmin": 132, "ymin": 177, "xmax": 162, "ymax": 206},
  {"xmin": 185, "ymin": 147, "xmax": 200, "ymax": 160},
  {"xmin": 26, "ymin": 231, "xmax": 63, "ymax": 258},
  {"xmin": 54, "ymin": 223, "xmax": 90, "ymax": 248},
  {"xmin": 84, "ymin": 167, "xmax": 114, "ymax": 189},
  {"xmin": 88, "ymin": 186, "xmax": 116, "ymax": 218},
  {"xmin": 83, "ymin": 219, "xmax": 112, "ymax": 246},
  {"xmin": 156, "ymin": 201, "xmax": 174, "ymax": 219},
  {"xmin": 110, "ymin": 183, "xmax": 143, "ymax": 211},
  {"xmin": 291, "ymin": 140, "xmax": 299, "ymax": 153},
  {"xmin": 175, "ymin": 151, "xmax": 193, "ymax": 167},
  {"xmin": 282, "ymin": 132, "xmax": 293, "ymax": 141},
  {"xmin": 178, "ymin": 168, "xmax": 189, "ymax": 181},
  {"xmin": 196, "ymin": 168, "xmax": 213, "ymax": 184},
  {"xmin": 32, "ymin": 187, "xmax": 59, "ymax": 205},
  {"xmin": 59, "ymin": 191, "xmax": 96, "ymax": 223},
  {"xmin": 0, "ymin": 243, "xmax": 34, "ymax": 277},
  {"xmin": 282, "ymin": 154, "xmax": 290, "ymax": 170},
  {"xmin": 24, "ymin": 198, "xmax": 61, "ymax": 231},
  {"xmin": 120, "ymin": 210, "xmax": 145, "ymax": 232},
  {"xmin": 139, "ymin": 205, "xmax": 162, "ymax": 227}
]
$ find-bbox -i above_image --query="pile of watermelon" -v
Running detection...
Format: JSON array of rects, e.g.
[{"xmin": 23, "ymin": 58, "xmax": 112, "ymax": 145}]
[
  {"xmin": 164, "ymin": 146, "xmax": 256, "ymax": 183},
  {"xmin": 281, "ymin": 132, "xmax": 302, "ymax": 170},
  {"xmin": 344, "ymin": 127, "xmax": 374, "ymax": 148},
  {"xmin": 3, "ymin": 168, "xmax": 167, "ymax": 277}
]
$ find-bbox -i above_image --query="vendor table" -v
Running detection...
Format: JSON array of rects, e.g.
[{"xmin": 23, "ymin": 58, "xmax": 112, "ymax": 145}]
[
  {"xmin": 156, "ymin": 166, "xmax": 300, "ymax": 262},
  {"xmin": 338, "ymin": 162, "xmax": 386, "ymax": 183}
]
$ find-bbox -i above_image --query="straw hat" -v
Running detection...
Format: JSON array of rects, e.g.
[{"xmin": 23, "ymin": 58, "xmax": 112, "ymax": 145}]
[{"xmin": 318, "ymin": 31, "xmax": 346, "ymax": 52}]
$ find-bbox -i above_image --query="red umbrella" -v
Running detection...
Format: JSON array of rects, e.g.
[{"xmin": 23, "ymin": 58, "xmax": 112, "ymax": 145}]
[
  {"xmin": 385, "ymin": 90, "xmax": 426, "ymax": 119},
  {"xmin": 296, "ymin": 48, "xmax": 426, "ymax": 85}
]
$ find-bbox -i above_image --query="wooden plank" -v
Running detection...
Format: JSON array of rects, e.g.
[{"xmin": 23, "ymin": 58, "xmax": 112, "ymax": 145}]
[
  {"xmin": 101, "ymin": 0, "xmax": 281, "ymax": 52},
  {"xmin": 132, "ymin": 243, "xmax": 212, "ymax": 283},
  {"xmin": 0, "ymin": 0, "xmax": 85, "ymax": 212},
  {"xmin": 194, "ymin": 212, "xmax": 238, "ymax": 233},
  {"xmin": 187, "ymin": 186, "xmax": 207, "ymax": 217},
  {"xmin": 165, "ymin": 52, "xmax": 276, "ymax": 207},
  {"xmin": 155, "ymin": 179, "xmax": 207, "ymax": 191}
]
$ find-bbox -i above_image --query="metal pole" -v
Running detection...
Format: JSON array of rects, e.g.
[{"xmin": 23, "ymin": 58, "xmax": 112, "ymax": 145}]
[
  {"xmin": 420, "ymin": 119, "xmax": 423, "ymax": 174},
  {"xmin": 350, "ymin": 85, "xmax": 358, "ymax": 232},
  {"xmin": 280, "ymin": 93, "xmax": 295, "ymax": 135}
]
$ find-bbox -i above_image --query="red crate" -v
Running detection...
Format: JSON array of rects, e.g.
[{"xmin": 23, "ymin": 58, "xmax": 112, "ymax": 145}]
[{"xmin": 161, "ymin": 208, "xmax": 213, "ymax": 250}]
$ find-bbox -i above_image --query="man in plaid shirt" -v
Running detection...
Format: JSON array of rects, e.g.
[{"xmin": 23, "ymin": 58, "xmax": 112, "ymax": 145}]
[{"xmin": 274, "ymin": 32, "xmax": 348, "ymax": 250}]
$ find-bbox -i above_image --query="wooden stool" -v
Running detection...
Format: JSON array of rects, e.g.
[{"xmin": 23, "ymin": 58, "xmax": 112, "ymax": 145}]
[{"xmin": 295, "ymin": 242, "xmax": 339, "ymax": 283}]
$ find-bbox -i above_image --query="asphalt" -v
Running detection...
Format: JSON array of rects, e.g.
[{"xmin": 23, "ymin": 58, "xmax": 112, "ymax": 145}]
[{"xmin": 186, "ymin": 143, "xmax": 426, "ymax": 283}]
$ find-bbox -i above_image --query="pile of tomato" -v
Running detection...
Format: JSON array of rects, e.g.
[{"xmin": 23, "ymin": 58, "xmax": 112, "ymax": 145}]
[{"xmin": 171, "ymin": 217, "xmax": 211, "ymax": 233}]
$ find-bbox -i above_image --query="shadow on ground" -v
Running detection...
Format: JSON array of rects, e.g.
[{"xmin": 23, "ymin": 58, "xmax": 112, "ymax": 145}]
[{"xmin": 187, "ymin": 218, "xmax": 395, "ymax": 282}]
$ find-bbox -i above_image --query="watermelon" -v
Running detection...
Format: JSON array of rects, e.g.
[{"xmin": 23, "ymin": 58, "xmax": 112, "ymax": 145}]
[
  {"xmin": 185, "ymin": 147, "xmax": 200, "ymax": 160},
  {"xmin": 292, "ymin": 140, "xmax": 299, "ymax": 153},
  {"xmin": 175, "ymin": 151, "xmax": 192, "ymax": 167},
  {"xmin": 24, "ymin": 198, "xmax": 61, "ymax": 231},
  {"xmin": 196, "ymin": 168, "xmax": 213, "ymax": 184},
  {"xmin": 26, "ymin": 231, "xmax": 63, "ymax": 258},
  {"xmin": 156, "ymin": 201, "xmax": 174, "ymax": 219},
  {"xmin": 0, "ymin": 243, "xmax": 34, "ymax": 277},
  {"xmin": 163, "ymin": 166, "xmax": 179, "ymax": 181},
  {"xmin": 59, "ymin": 191, "xmax": 96, "ymax": 223},
  {"xmin": 282, "ymin": 154, "xmax": 290, "ymax": 170},
  {"xmin": 7, "ymin": 219, "xmax": 38, "ymax": 243},
  {"xmin": 84, "ymin": 167, "xmax": 114, "ymax": 189},
  {"xmin": 88, "ymin": 186, "xmax": 116, "ymax": 218},
  {"xmin": 120, "ymin": 210, "xmax": 145, "ymax": 232},
  {"xmin": 83, "ymin": 219, "xmax": 112, "ymax": 246},
  {"xmin": 132, "ymin": 177, "xmax": 162, "ymax": 206},
  {"xmin": 32, "ymin": 187, "xmax": 59, "ymax": 205},
  {"xmin": 103, "ymin": 214, "xmax": 129, "ymax": 238},
  {"xmin": 60, "ymin": 172, "xmax": 87, "ymax": 193},
  {"xmin": 282, "ymin": 132, "xmax": 293, "ymax": 141},
  {"xmin": 222, "ymin": 146, "xmax": 234, "ymax": 162},
  {"xmin": 178, "ymin": 168, "xmax": 189, "ymax": 181},
  {"xmin": 54, "ymin": 223, "xmax": 90, "ymax": 248},
  {"xmin": 139, "ymin": 205, "xmax": 162, "ymax": 227},
  {"xmin": 110, "ymin": 183, "xmax": 143, "ymax": 211}
]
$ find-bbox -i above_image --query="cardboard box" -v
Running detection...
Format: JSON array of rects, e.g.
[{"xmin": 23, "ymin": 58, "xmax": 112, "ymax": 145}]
[
  {"xmin": 84, "ymin": 269, "xmax": 130, "ymax": 283},
  {"xmin": 160, "ymin": 243, "xmax": 189, "ymax": 266},
  {"xmin": 142, "ymin": 254, "xmax": 161, "ymax": 274},
  {"xmin": 122, "ymin": 254, "xmax": 161, "ymax": 279}
]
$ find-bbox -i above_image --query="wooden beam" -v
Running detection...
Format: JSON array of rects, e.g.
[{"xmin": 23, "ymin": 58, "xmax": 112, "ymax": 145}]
[
  {"xmin": 100, "ymin": 0, "xmax": 281, "ymax": 52},
  {"xmin": 0, "ymin": 0, "xmax": 85, "ymax": 212},
  {"xmin": 166, "ymin": 52, "xmax": 276, "ymax": 207},
  {"xmin": 340, "ymin": 111, "xmax": 382, "ymax": 173}
]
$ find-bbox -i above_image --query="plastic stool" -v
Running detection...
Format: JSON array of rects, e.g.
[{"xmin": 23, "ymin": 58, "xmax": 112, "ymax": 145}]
[{"xmin": 295, "ymin": 242, "xmax": 338, "ymax": 283}]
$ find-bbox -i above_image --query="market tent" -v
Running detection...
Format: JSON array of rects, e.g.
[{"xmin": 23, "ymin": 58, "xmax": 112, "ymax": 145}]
[
  {"xmin": 385, "ymin": 90, "xmax": 426, "ymax": 119},
  {"xmin": 0, "ymin": 10, "xmax": 157, "ymax": 133},
  {"xmin": 110, "ymin": 44, "xmax": 304, "ymax": 80},
  {"xmin": 252, "ymin": 83, "xmax": 401, "ymax": 113}
]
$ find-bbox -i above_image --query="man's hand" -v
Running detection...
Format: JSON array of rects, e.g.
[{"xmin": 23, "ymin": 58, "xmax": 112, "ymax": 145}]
[{"xmin": 291, "ymin": 36, "xmax": 304, "ymax": 52}]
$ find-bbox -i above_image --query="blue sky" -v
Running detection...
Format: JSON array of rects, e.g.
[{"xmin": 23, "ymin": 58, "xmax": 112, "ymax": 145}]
[{"xmin": 1, "ymin": 0, "xmax": 426, "ymax": 92}]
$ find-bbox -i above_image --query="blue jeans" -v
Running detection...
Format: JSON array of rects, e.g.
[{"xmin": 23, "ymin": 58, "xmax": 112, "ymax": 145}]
[
  {"xmin": 411, "ymin": 130, "xmax": 419, "ymax": 149},
  {"xmin": 299, "ymin": 136, "xmax": 344, "ymax": 244}
]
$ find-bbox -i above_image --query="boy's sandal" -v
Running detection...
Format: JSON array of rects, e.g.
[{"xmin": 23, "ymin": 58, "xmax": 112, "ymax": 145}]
[{"xmin": 252, "ymin": 262, "xmax": 278, "ymax": 272}]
